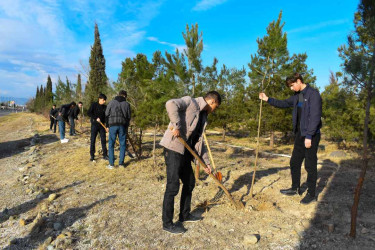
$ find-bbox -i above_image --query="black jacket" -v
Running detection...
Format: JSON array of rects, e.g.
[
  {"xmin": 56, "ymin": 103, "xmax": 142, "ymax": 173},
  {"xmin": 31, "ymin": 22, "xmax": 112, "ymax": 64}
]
[
  {"xmin": 69, "ymin": 106, "xmax": 80, "ymax": 119},
  {"xmin": 88, "ymin": 102, "xmax": 107, "ymax": 126},
  {"xmin": 49, "ymin": 108, "xmax": 58, "ymax": 120},
  {"xmin": 267, "ymin": 84, "xmax": 322, "ymax": 139},
  {"xmin": 105, "ymin": 96, "xmax": 131, "ymax": 127},
  {"xmin": 57, "ymin": 104, "xmax": 72, "ymax": 121}
]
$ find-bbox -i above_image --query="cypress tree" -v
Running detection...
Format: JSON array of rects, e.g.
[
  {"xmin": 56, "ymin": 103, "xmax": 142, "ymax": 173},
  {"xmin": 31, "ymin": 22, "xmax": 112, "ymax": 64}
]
[
  {"xmin": 87, "ymin": 23, "xmax": 108, "ymax": 104},
  {"xmin": 76, "ymin": 74, "xmax": 82, "ymax": 100},
  {"xmin": 46, "ymin": 75, "xmax": 53, "ymax": 103}
]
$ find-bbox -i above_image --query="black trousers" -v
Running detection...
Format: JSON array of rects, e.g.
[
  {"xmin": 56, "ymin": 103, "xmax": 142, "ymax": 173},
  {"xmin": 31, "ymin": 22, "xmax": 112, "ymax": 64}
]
[
  {"xmin": 90, "ymin": 123, "xmax": 107, "ymax": 158},
  {"xmin": 162, "ymin": 148, "xmax": 195, "ymax": 227},
  {"xmin": 50, "ymin": 119, "xmax": 57, "ymax": 132},
  {"xmin": 290, "ymin": 131, "xmax": 320, "ymax": 196}
]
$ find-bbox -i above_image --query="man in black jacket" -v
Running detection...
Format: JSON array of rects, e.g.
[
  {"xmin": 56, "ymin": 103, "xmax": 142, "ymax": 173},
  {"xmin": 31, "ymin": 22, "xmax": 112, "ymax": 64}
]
[
  {"xmin": 49, "ymin": 104, "xmax": 58, "ymax": 133},
  {"xmin": 69, "ymin": 102, "xmax": 82, "ymax": 136},
  {"xmin": 105, "ymin": 90, "xmax": 131, "ymax": 169},
  {"xmin": 88, "ymin": 94, "xmax": 108, "ymax": 161},
  {"xmin": 56, "ymin": 102, "xmax": 76, "ymax": 143},
  {"xmin": 259, "ymin": 73, "xmax": 322, "ymax": 204}
]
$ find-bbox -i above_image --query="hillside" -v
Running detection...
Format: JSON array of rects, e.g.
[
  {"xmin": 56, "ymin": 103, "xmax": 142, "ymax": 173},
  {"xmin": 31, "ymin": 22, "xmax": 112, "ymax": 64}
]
[{"xmin": 0, "ymin": 113, "xmax": 374, "ymax": 249}]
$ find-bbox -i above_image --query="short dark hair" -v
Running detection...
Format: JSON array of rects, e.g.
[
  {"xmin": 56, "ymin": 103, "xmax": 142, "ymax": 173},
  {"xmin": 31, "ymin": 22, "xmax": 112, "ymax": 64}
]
[
  {"xmin": 119, "ymin": 90, "xmax": 127, "ymax": 97},
  {"xmin": 98, "ymin": 93, "xmax": 107, "ymax": 100},
  {"xmin": 204, "ymin": 91, "xmax": 221, "ymax": 105},
  {"xmin": 70, "ymin": 101, "xmax": 76, "ymax": 107},
  {"xmin": 78, "ymin": 101, "xmax": 83, "ymax": 105},
  {"xmin": 52, "ymin": 104, "xmax": 56, "ymax": 107},
  {"xmin": 286, "ymin": 73, "xmax": 304, "ymax": 87}
]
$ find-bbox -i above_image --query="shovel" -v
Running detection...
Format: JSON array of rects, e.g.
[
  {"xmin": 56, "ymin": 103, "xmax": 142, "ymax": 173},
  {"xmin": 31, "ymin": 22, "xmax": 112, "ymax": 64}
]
[
  {"xmin": 98, "ymin": 120, "xmax": 140, "ymax": 160},
  {"xmin": 174, "ymin": 133, "xmax": 244, "ymax": 210},
  {"xmin": 203, "ymin": 132, "xmax": 222, "ymax": 182}
]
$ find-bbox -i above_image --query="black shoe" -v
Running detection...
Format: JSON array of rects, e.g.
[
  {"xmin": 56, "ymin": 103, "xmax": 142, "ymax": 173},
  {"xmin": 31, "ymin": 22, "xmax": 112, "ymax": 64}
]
[
  {"xmin": 103, "ymin": 155, "xmax": 109, "ymax": 161},
  {"xmin": 179, "ymin": 213, "xmax": 202, "ymax": 223},
  {"xmin": 300, "ymin": 193, "xmax": 316, "ymax": 205},
  {"xmin": 280, "ymin": 187, "xmax": 300, "ymax": 196},
  {"xmin": 163, "ymin": 223, "xmax": 187, "ymax": 234},
  {"xmin": 90, "ymin": 157, "xmax": 95, "ymax": 162},
  {"xmin": 119, "ymin": 163, "xmax": 126, "ymax": 169}
]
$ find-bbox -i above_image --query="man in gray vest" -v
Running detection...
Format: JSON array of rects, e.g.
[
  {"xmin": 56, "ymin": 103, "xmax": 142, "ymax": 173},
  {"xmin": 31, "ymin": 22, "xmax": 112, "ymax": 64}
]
[{"xmin": 160, "ymin": 91, "xmax": 221, "ymax": 234}]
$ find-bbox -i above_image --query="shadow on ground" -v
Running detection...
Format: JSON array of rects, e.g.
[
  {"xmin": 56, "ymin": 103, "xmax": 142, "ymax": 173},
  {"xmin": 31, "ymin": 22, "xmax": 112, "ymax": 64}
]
[
  {"xmin": 0, "ymin": 181, "xmax": 84, "ymax": 224},
  {"xmin": 0, "ymin": 134, "xmax": 59, "ymax": 159},
  {"xmin": 299, "ymin": 157, "xmax": 375, "ymax": 249},
  {"xmin": 5, "ymin": 195, "xmax": 116, "ymax": 249}
]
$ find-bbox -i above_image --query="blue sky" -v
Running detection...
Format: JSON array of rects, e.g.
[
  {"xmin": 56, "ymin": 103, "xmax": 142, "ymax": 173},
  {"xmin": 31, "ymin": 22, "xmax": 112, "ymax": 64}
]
[{"xmin": 0, "ymin": 0, "xmax": 359, "ymax": 99}]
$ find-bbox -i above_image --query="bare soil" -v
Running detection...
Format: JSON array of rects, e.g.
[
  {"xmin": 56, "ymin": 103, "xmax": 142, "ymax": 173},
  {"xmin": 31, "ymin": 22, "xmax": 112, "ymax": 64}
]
[{"xmin": 0, "ymin": 113, "xmax": 374, "ymax": 249}]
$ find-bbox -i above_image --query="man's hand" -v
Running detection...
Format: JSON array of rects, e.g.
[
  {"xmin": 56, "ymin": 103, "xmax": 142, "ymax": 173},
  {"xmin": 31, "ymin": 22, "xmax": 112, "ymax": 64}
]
[
  {"xmin": 204, "ymin": 164, "xmax": 212, "ymax": 175},
  {"xmin": 305, "ymin": 138, "xmax": 312, "ymax": 148},
  {"xmin": 96, "ymin": 118, "xmax": 101, "ymax": 122},
  {"xmin": 172, "ymin": 128, "xmax": 180, "ymax": 137},
  {"xmin": 259, "ymin": 92, "xmax": 269, "ymax": 102}
]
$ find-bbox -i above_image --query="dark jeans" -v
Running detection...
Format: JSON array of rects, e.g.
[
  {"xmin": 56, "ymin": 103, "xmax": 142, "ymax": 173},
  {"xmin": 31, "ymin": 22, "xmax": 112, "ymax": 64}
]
[
  {"xmin": 290, "ymin": 131, "xmax": 321, "ymax": 196},
  {"xmin": 90, "ymin": 123, "xmax": 108, "ymax": 158},
  {"xmin": 162, "ymin": 148, "xmax": 195, "ymax": 227},
  {"xmin": 50, "ymin": 119, "xmax": 57, "ymax": 132},
  {"xmin": 69, "ymin": 117, "xmax": 76, "ymax": 135},
  {"xmin": 108, "ymin": 125, "xmax": 126, "ymax": 166},
  {"xmin": 58, "ymin": 120, "xmax": 65, "ymax": 140}
]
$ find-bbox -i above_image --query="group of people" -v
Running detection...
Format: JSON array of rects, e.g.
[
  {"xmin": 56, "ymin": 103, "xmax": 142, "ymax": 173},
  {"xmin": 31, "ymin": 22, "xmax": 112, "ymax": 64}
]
[
  {"xmin": 48, "ymin": 73, "xmax": 322, "ymax": 235},
  {"xmin": 159, "ymin": 73, "xmax": 322, "ymax": 234},
  {"xmin": 50, "ymin": 90, "xmax": 131, "ymax": 169}
]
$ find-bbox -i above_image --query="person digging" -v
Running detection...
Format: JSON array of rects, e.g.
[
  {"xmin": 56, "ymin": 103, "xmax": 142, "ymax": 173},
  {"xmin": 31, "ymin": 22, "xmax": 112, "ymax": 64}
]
[
  {"xmin": 160, "ymin": 91, "xmax": 221, "ymax": 234},
  {"xmin": 88, "ymin": 93, "xmax": 109, "ymax": 162},
  {"xmin": 259, "ymin": 73, "xmax": 322, "ymax": 205},
  {"xmin": 56, "ymin": 102, "xmax": 76, "ymax": 143}
]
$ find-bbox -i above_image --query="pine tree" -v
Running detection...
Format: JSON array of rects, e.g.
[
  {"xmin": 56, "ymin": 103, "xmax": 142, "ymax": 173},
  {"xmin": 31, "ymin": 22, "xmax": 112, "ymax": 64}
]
[
  {"xmin": 87, "ymin": 23, "xmax": 108, "ymax": 105},
  {"xmin": 338, "ymin": 0, "xmax": 375, "ymax": 238},
  {"xmin": 248, "ymin": 11, "xmax": 316, "ymax": 146},
  {"xmin": 183, "ymin": 24, "xmax": 203, "ymax": 96}
]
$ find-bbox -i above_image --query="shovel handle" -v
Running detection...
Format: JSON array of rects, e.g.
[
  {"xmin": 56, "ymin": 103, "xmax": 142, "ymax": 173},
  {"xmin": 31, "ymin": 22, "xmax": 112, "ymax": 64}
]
[{"xmin": 173, "ymin": 132, "xmax": 243, "ymax": 209}]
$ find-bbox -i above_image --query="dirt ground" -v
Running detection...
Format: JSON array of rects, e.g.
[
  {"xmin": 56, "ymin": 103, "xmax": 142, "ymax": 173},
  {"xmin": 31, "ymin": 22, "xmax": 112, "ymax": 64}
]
[{"xmin": 0, "ymin": 113, "xmax": 374, "ymax": 249}]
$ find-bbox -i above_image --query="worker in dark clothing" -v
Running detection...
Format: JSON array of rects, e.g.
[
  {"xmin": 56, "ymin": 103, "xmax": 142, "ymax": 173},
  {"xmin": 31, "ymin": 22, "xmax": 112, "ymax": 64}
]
[
  {"xmin": 69, "ymin": 102, "xmax": 82, "ymax": 136},
  {"xmin": 49, "ymin": 104, "xmax": 58, "ymax": 133},
  {"xmin": 56, "ymin": 102, "xmax": 76, "ymax": 143},
  {"xmin": 259, "ymin": 73, "xmax": 322, "ymax": 205},
  {"xmin": 88, "ymin": 94, "xmax": 109, "ymax": 161}
]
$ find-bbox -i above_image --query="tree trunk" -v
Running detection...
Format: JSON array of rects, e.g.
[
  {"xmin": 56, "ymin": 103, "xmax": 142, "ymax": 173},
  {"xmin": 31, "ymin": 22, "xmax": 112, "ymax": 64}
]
[
  {"xmin": 139, "ymin": 129, "xmax": 143, "ymax": 157},
  {"xmin": 270, "ymin": 130, "xmax": 274, "ymax": 147},
  {"xmin": 350, "ymin": 44, "xmax": 375, "ymax": 238},
  {"xmin": 222, "ymin": 124, "xmax": 226, "ymax": 141},
  {"xmin": 153, "ymin": 123, "xmax": 157, "ymax": 168}
]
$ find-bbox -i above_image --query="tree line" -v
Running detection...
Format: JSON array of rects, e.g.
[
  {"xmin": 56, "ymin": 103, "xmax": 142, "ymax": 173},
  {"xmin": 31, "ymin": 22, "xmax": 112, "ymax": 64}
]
[{"xmin": 29, "ymin": 10, "xmax": 374, "ymax": 147}]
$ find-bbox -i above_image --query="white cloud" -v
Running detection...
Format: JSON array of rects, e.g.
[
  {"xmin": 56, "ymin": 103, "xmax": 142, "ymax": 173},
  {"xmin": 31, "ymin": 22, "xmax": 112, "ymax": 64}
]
[
  {"xmin": 287, "ymin": 19, "xmax": 348, "ymax": 34},
  {"xmin": 146, "ymin": 36, "xmax": 186, "ymax": 52},
  {"xmin": 0, "ymin": 0, "xmax": 165, "ymax": 97},
  {"xmin": 192, "ymin": 0, "xmax": 228, "ymax": 11}
]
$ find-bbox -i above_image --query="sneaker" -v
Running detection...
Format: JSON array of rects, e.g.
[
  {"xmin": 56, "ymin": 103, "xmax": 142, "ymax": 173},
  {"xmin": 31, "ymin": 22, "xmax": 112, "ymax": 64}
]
[
  {"xmin": 61, "ymin": 138, "xmax": 69, "ymax": 143},
  {"xmin": 163, "ymin": 223, "xmax": 187, "ymax": 234},
  {"xmin": 102, "ymin": 155, "xmax": 109, "ymax": 161},
  {"xmin": 280, "ymin": 187, "xmax": 300, "ymax": 196},
  {"xmin": 300, "ymin": 193, "xmax": 317, "ymax": 205},
  {"xmin": 106, "ymin": 165, "xmax": 114, "ymax": 170},
  {"xmin": 179, "ymin": 213, "xmax": 202, "ymax": 223},
  {"xmin": 90, "ymin": 157, "xmax": 95, "ymax": 162}
]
